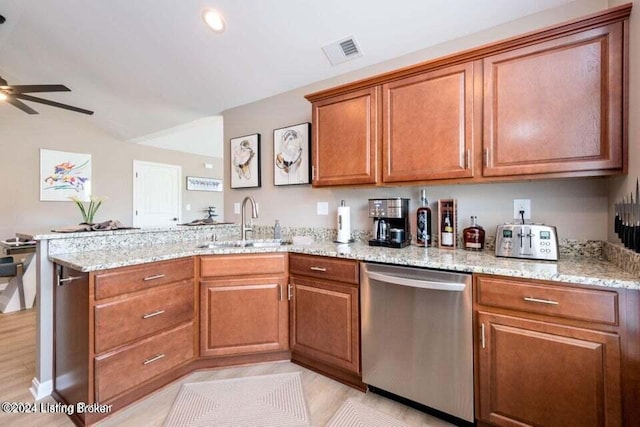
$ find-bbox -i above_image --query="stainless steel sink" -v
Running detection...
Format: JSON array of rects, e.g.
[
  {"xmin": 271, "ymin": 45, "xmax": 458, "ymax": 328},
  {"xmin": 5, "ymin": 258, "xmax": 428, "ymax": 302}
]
[{"xmin": 197, "ymin": 239, "xmax": 284, "ymax": 249}]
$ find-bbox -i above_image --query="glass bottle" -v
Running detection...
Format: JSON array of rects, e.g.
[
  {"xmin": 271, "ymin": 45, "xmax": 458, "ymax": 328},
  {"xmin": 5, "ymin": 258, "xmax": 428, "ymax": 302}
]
[
  {"xmin": 274, "ymin": 220, "xmax": 282, "ymax": 240},
  {"xmin": 416, "ymin": 189, "xmax": 432, "ymax": 247},
  {"xmin": 441, "ymin": 209, "xmax": 454, "ymax": 247},
  {"xmin": 463, "ymin": 216, "xmax": 485, "ymax": 251}
]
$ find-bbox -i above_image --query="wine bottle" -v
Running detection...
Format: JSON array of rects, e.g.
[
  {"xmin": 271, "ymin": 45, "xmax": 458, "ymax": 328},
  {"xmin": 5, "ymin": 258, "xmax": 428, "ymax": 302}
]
[
  {"xmin": 441, "ymin": 209, "xmax": 454, "ymax": 247},
  {"xmin": 463, "ymin": 216, "xmax": 485, "ymax": 251},
  {"xmin": 416, "ymin": 189, "xmax": 432, "ymax": 247}
]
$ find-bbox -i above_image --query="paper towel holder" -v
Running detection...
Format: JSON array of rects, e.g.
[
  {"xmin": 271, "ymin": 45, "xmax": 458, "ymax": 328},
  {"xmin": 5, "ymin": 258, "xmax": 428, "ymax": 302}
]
[{"xmin": 335, "ymin": 200, "xmax": 354, "ymax": 244}]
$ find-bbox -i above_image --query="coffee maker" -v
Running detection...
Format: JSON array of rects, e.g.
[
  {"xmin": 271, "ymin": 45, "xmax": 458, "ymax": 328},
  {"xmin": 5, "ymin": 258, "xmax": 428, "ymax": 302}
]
[{"xmin": 368, "ymin": 198, "xmax": 411, "ymax": 248}]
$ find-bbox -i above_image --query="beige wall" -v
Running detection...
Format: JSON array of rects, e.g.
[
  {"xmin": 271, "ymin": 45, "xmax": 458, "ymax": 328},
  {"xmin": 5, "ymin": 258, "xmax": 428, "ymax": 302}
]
[
  {"xmin": 608, "ymin": 0, "xmax": 640, "ymax": 241},
  {"xmin": 223, "ymin": 0, "xmax": 621, "ymax": 241},
  {"xmin": 0, "ymin": 107, "xmax": 224, "ymax": 238}
]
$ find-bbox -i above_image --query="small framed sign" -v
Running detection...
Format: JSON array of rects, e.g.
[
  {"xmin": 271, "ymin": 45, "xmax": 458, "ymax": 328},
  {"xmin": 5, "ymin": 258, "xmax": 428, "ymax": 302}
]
[{"xmin": 186, "ymin": 176, "xmax": 223, "ymax": 192}]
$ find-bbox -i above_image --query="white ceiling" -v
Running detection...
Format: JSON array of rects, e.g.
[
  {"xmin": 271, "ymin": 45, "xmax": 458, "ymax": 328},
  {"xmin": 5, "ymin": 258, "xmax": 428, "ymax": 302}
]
[{"xmin": 0, "ymin": 0, "xmax": 575, "ymax": 142}]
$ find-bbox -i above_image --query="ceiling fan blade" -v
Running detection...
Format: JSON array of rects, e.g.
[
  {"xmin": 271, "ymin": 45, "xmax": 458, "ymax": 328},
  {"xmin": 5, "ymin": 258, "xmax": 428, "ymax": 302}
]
[
  {"xmin": 5, "ymin": 96, "xmax": 39, "ymax": 114},
  {"xmin": 8, "ymin": 84, "xmax": 71, "ymax": 94},
  {"xmin": 0, "ymin": 76, "xmax": 7, "ymax": 86},
  {"xmin": 15, "ymin": 93, "xmax": 94, "ymax": 115}
]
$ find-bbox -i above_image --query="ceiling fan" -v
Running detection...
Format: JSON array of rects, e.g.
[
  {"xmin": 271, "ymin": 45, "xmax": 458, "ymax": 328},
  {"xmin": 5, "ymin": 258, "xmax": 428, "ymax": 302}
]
[{"xmin": 0, "ymin": 75, "xmax": 94, "ymax": 115}]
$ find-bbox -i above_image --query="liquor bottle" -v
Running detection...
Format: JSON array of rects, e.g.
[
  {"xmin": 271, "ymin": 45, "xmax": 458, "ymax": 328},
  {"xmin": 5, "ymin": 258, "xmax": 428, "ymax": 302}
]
[
  {"xmin": 463, "ymin": 216, "xmax": 485, "ymax": 251},
  {"xmin": 441, "ymin": 209, "xmax": 454, "ymax": 247},
  {"xmin": 416, "ymin": 189, "xmax": 432, "ymax": 246}
]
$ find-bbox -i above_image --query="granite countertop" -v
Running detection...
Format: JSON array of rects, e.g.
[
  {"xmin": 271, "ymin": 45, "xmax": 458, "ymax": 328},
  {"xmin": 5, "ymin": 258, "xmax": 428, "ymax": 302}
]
[{"xmin": 49, "ymin": 239, "xmax": 640, "ymax": 290}]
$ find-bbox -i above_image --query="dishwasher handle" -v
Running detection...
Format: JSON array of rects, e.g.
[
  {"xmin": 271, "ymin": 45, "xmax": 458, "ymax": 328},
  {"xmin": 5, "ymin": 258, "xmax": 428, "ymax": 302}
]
[{"xmin": 365, "ymin": 270, "xmax": 466, "ymax": 292}]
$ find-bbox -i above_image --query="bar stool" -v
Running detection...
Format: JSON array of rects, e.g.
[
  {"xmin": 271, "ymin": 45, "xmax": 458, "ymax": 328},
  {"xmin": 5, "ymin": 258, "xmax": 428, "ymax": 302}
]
[{"xmin": 0, "ymin": 256, "xmax": 25, "ymax": 310}]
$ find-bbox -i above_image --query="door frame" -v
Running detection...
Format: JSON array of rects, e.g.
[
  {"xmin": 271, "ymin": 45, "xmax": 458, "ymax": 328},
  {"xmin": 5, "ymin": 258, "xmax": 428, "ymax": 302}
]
[{"xmin": 132, "ymin": 160, "xmax": 182, "ymax": 228}]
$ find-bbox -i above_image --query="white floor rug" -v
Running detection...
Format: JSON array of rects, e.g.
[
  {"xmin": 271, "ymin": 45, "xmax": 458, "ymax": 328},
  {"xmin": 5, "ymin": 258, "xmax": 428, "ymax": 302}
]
[
  {"xmin": 163, "ymin": 372, "xmax": 311, "ymax": 427},
  {"xmin": 326, "ymin": 399, "xmax": 410, "ymax": 427}
]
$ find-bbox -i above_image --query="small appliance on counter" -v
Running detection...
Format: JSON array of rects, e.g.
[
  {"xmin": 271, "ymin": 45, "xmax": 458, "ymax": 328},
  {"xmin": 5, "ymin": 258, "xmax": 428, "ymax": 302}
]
[
  {"xmin": 495, "ymin": 223, "xmax": 559, "ymax": 261},
  {"xmin": 369, "ymin": 198, "xmax": 411, "ymax": 248}
]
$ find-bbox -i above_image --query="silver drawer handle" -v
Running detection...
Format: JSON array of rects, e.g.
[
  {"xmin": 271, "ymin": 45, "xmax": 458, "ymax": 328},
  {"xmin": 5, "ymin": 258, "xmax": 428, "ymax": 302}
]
[
  {"xmin": 523, "ymin": 297, "xmax": 559, "ymax": 305},
  {"xmin": 57, "ymin": 276, "xmax": 82, "ymax": 286},
  {"xmin": 143, "ymin": 353, "xmax": 165, "ymax": 365},
  {"xmin": 310, "ymin": 266, "xmax": 327, "ymax": 272},
  {"xmin": 142, "ymin": 310, "xmax": 165, "ymax": 319},
  {"xmin": 143, "ymin": 274, "xmax": 166, "ymax": 281}
]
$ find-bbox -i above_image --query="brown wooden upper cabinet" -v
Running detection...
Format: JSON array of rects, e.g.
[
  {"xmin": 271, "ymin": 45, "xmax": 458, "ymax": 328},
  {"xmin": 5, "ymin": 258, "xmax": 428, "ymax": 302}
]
[
  {"xmin": 482, "ymin": 23, "xmax": 624, "ymax": 177},
  {"xmin": 311, "ymin": 87, "xmax": 380, "ymax": 186},
  {"xmin": 305, "ymin": 5, "xmax": 630, "ymax": 187},
  {"xmin": 383, "ymin": 62, "xmax": 478, "ymax": 182}
]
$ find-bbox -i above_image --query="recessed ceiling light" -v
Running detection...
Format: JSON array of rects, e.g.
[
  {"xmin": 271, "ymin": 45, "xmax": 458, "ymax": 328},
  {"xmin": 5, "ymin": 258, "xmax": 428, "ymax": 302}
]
[{"xmin": 203, "ymin": 9, "xmax": 226, "ymax": 33}]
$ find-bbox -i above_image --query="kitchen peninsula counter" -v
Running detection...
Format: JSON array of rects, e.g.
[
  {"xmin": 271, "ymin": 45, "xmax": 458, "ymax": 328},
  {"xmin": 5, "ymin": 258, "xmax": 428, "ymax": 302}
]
[{"xmin": 50, "ymin": 239, "xmax": 640, "ymax": 290}]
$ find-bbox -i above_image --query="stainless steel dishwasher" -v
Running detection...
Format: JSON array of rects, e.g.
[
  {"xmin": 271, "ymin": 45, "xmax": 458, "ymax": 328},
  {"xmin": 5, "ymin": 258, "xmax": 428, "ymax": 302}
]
[{"xmin": 361, "ymin": 262, "xmax": 474, "ymax": 424}]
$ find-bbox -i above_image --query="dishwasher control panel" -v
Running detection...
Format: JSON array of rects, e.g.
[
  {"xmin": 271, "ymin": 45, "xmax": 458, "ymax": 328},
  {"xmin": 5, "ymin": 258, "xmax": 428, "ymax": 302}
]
[{"xmin": 495, "ymin": 223, "xmax": 558, "ymax": 261}]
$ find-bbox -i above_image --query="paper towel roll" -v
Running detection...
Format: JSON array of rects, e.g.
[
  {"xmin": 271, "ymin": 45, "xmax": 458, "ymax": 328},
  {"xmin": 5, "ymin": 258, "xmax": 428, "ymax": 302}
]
[{"xmin": 337, "ymin": 205, "xmax": 351, "ymax": 243}]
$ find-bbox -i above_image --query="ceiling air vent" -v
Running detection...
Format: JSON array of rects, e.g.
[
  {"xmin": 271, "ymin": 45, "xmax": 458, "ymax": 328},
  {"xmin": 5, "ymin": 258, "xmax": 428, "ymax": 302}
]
[{"xmin": 322, "ymin": 36, "xmax": 363, "ymax": 66}]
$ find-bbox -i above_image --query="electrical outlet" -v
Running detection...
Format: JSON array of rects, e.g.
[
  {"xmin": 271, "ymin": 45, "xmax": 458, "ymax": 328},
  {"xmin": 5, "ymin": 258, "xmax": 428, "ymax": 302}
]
[
  {"xmin": 513, "ymin": 199, "xmax": 531, "ymax": 220},
  {"xmin": 317, "ymin": 202, "xmax": 329, "ymax": 215},
  {"xmin": 185, "ymin": 204, "xmax": 191, "ymax": 211},
  {"xmin": 234, "ymin": 203, "xmax": 241, "ymax": 215}
]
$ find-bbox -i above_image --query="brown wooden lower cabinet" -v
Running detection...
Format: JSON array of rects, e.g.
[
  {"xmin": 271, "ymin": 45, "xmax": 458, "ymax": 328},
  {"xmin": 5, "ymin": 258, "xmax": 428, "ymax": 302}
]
[
  {"xmin": 288, "ymin": 254, "xmax": 362, "ymax": 389},
  {"xmin": 474, "ymin": 274, "xmax": 625, "ymax": 427},
  {"xmin": 477, "ymin": 311, "xmax": 621, "ymax": 427},
  {"xmin": 200, "ymin": 277, "xmax": 289, "ymax": 357},
  {"xmin": 53, "ymin": 259, "xmax": 198, "ymax": 426}
]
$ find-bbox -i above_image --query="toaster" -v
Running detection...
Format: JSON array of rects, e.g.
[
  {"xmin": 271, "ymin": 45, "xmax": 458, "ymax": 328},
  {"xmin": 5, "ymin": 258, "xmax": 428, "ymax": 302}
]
[{"xmin": 495, "ymin": 223, "xmax": 559, "ymax": 261}]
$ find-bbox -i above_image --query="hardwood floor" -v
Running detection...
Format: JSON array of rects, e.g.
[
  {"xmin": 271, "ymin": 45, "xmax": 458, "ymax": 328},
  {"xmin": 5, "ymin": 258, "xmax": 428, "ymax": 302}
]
[{"xmin": 0, "ymin": 308, "xmax": 453, "ymax": 427}]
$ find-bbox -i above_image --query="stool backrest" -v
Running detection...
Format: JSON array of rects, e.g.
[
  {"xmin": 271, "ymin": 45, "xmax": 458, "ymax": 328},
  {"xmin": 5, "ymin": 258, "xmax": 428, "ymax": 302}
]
[{"xmin": 0, "ymin": 256, "xmax": 14, "ymax": 264}]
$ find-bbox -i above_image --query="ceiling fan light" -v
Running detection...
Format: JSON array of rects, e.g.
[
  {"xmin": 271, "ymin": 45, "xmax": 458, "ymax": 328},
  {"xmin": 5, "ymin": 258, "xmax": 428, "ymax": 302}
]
[
  {"xmin": 203, "ymin": 9, "xmax": 226, "ymax": 33},
  {"xmin": 0, "ymin": 92, "xmax": 8, "ymax": 102}
]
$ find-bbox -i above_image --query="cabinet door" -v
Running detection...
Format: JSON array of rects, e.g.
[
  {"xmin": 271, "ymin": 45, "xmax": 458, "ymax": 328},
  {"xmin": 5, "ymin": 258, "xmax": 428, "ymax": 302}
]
[
  {"xmin": 312, "ymin": 87, "xmax": 380, "ymax": 186},
  {"xmin": 200, "ymin": 278, "xmax": 288, "ymax": 357},
  {"xmin": 290, "ymin": 276, "xmax": 359, "ymax": 374},
  {"xmin": 477, "ymin": 311, "xmax": 622, "ymax": 427},
  {"xmin": 383, "ymin": 62, "xmax": 477, "ymax": 182},
  {"xmin": 483, "ymin": 23, "xmax": 623, "ymax": 177}
]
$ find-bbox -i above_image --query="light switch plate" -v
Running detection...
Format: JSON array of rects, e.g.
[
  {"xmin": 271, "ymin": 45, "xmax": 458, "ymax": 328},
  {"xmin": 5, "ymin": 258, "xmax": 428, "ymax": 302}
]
[
  {"xmin": 186, "ymin": 204, "xmax": 191, "ymax": 211},
  {"xmin": 317, "ymin": 202, "xmax": 329, "ymax": 215},
  {"xmin": 234, "ymin": 203, "xmax": 241, "ymax": 215}
]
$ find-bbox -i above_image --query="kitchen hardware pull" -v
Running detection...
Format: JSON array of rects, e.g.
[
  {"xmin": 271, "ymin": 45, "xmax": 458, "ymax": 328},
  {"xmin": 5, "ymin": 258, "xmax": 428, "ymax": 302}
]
[
  {"xmin": 310, "ymin": 266, "xmax": 327, "ymax": 272},
  {"xmin": 57, "ymin": 276, "xmax": 82, "ymax": 286},
  {"xmin": 366, "ymin": 271, "xmax": 466, "ymax": 292},
  {"xmin": 143, "ymin": 274, "xmax": 166, "ymax": 281},
  {"xmin": 483, "ymin": 148, "xmax": 489, "ymax": 167},
  {"xmin": 464, "ymin": 149, "xmax": 470, "ymax": 169},
  {"xmin": 311, "ymin": 166, "xmax": 316, "ymax": 180},
  {"xmin": 288, "ymin": 284, "xmax": 293, "ymax": 300},
  {"xmin": 481, "ymin": 323, "xmax": 486, "ymax": 349},
  {"xmin": 523, "ymin": 296, "xmax": 559, "ymax": 305},
  {"xmin": 142, "ymin": 353, "xmax": 165, "ymax": 365},
  {"xmin": 142, "ymin": 310, "xmax": 165, "ymax": 319},
  {"xmin": 278, "ymin": 284, "xmax": 283, "ymax": 301}
]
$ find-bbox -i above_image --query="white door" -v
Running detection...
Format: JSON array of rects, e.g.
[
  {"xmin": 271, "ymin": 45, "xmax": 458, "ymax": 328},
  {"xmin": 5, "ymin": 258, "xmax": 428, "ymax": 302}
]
[{"xmin": 133, "ymin": 161, "xmax": 181, "ymax": 227}]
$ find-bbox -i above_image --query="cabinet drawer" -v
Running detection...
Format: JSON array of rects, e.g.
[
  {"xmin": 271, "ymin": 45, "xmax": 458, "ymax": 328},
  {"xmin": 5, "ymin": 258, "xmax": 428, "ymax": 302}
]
[
  {"xmin": 200, "ymin": 253, "xmax": 286, "ymax": 278},
  {"xmin": 94, "ymin": 281, "xmax": 194, "ymax": 354},
  {"xmin": 94, "ymin": 258, "xmax": 194, "ymax": 299},
  {"xmin": 476, "ymin": 276, "xmax": 618, "ymax": 325},
  {"xmin": 289, "ymin": 254, "xmax": 359, "ymax": 284},
  {"xmin": 94, "ymin": 322, "xmax": 194, "ymax": 403}
]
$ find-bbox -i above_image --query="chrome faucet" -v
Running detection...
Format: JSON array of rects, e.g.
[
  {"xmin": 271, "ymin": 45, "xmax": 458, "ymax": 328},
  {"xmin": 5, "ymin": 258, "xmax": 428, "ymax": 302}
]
[{"xmin": 241, "ymin": 196, "xmax": 259, "ymax": 241}]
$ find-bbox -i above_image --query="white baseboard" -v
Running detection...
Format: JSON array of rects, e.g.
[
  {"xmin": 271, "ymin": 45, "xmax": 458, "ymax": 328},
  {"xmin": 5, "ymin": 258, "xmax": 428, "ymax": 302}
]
[{"xmin": 30, "ymin": 377, "xmax": 52, "ymax": 401}]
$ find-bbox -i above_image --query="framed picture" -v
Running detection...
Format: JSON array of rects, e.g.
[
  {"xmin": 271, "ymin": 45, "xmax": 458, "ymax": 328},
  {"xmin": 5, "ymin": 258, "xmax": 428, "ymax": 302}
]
[
  {"xmin": 273, "ymin": 122, "xmax": 311, "ymax": 186},
  {"xmin": 40, "ymin": 148, "xmax": 92, "ymax": 201},
  {"xmin": 230, "ymin": 133, "xmax": 261, "ymax": 189},
  {"xmin": 186, "ymin": 176, "xmax": 223, "ymax": 192}
]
